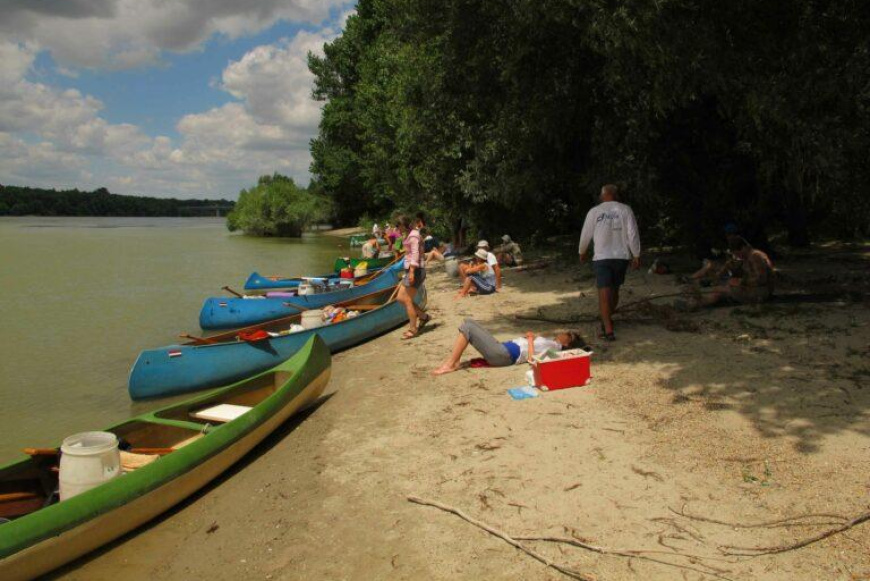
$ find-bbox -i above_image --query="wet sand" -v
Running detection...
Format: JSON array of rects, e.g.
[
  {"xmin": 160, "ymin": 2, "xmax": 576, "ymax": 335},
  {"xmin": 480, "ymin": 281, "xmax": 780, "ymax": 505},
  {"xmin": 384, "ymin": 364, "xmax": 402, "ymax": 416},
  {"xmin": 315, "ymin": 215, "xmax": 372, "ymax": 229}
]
[{"xmin": 56, "ymin": 244, "xmax": 870, "ymax": 580}]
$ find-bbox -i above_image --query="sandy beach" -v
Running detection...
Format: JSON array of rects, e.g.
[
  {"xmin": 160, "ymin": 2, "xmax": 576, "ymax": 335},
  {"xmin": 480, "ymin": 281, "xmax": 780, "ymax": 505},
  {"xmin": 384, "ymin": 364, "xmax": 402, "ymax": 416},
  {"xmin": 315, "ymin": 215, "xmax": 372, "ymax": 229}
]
[{"xmin": 56, "ymin": 244, "xmax": 869, "ymax": 581}]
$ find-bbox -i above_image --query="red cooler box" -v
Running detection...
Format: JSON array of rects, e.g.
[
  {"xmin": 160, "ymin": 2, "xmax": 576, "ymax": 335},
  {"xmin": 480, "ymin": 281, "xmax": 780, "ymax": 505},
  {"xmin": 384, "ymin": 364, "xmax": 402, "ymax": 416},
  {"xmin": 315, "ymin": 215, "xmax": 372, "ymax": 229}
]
[{"xmin": 531, "ymin": 349, "xmax": 592, "ymax": 391}]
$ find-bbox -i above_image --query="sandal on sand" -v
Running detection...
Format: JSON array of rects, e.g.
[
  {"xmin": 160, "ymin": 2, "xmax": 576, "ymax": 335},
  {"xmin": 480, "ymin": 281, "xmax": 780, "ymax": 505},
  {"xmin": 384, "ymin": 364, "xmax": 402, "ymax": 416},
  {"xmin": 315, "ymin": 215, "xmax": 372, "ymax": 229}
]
[
  {"xmin": 402, "ymin": 328, "xmax": 418, "ymax": 340},
  {"xmin": 418, "ymin": 314, "xmax": 432, "ymax": 330}
]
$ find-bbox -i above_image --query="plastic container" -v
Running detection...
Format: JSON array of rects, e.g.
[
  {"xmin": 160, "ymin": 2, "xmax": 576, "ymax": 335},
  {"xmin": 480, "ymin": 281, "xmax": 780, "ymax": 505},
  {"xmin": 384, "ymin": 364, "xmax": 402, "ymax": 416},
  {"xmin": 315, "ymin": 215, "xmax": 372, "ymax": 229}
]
[
  {"xmin": 353, "ymin": 267, "xmax": 368, "ymax": 278},
  {"xmin": 301, "ymin": 310, "xmax": 324, "ymax": 329},
  {"xmin": 340, "ymin": 268, "xmax": 354, "ymax": 279},
  {"xmin": 445, "ymin": 257, "xmax": 460, "ymax": 278},
  {"xmin": 530, "ymin": 349, "xmax": 593, "ymax": 391},
  {"xmin": 298, "ymin": 283, "xmax": 314, "ymax": 296},
  {"xmin": 59, "ymin": 431, "xmax": 121, "ymax": 501}
]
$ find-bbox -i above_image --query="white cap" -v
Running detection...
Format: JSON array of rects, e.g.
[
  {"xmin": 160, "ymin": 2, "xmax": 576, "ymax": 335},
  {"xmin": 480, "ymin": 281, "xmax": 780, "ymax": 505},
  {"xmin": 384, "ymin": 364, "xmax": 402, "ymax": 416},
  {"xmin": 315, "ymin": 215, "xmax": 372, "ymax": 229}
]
[
  {"xmin": 477, "ymin": 240, "xmax": 489, "ymax": 249},
  {"xmin": 474, "ymin": 248, "xmax": 489, "ymax": 260},
  {"xmin": 424, "ymin": 235, "xmax": 433, "ymax": 241},
  {"xmin": 501, "ymin": 235, "xmax": 511, "ymax": 243}
]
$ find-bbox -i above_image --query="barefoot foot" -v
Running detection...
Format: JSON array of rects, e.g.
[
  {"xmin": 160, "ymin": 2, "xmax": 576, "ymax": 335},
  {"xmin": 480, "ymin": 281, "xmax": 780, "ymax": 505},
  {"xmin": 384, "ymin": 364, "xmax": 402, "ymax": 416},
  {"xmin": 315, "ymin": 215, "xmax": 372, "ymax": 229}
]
[{"xmin": 432, "ymin": 363, "xmax": 460, "ymax": 376}]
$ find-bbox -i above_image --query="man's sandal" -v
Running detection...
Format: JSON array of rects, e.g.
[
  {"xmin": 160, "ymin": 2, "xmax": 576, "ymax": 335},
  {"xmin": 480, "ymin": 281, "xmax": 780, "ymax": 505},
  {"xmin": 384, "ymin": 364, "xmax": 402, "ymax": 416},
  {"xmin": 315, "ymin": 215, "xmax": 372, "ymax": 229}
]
[
  {"xmin": 402, "ymin": 328, "xmax": 418, "ymax": 340},
  {"xmin": 418, "ymin": 314, "xmax": 432, "ymax": 330}
]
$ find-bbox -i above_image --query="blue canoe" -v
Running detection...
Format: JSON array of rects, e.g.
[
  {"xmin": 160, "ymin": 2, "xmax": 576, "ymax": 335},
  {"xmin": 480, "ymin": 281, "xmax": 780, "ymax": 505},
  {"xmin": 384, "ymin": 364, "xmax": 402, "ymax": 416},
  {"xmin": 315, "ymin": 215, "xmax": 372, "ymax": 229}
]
[
  {"xmin": 200, "ymin": 261, "xmax": 404, "ymax": 330},
  {"xmin": 129, "ymin": 284, "xmax": 425, "ymax": 400},
  {"xmin": 243, "ymin": 260, "xmax": 391, "ymax": 291}
]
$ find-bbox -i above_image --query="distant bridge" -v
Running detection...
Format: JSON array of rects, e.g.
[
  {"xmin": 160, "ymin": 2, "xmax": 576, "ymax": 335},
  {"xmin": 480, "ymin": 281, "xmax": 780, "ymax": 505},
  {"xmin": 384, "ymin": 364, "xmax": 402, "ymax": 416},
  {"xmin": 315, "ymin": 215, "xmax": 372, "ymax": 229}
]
[{"xmin": 177, "ymin": 204, "xmax": 235, "ymax": 217}]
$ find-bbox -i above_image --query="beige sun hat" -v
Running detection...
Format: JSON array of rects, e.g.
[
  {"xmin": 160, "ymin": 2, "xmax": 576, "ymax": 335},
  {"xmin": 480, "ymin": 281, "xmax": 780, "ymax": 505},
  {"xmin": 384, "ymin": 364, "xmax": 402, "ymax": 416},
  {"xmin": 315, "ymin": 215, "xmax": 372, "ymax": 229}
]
[
  {"xmin": 477, "ymin": 240, "xmax": 489, "ymax": 249},
  {"xmin": 474, "ymin": 248, "xmax": 489, "ymax": 261}
]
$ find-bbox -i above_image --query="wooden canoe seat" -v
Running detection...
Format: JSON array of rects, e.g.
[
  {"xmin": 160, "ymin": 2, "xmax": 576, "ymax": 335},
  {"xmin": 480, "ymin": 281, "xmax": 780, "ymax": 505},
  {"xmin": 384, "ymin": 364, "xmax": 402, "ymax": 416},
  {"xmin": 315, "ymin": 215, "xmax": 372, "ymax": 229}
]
[{"xmin": 191, "ymin": 404, "xmax": 252, "ymax": 423}]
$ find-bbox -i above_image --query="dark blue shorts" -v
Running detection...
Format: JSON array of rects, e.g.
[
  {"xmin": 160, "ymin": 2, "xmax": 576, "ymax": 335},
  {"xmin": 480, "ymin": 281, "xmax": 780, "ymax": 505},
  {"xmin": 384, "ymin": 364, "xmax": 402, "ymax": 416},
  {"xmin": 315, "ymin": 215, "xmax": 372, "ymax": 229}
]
[{"xmin": 593, "ymin": 259, "xmax": 629, "ymax": 288}]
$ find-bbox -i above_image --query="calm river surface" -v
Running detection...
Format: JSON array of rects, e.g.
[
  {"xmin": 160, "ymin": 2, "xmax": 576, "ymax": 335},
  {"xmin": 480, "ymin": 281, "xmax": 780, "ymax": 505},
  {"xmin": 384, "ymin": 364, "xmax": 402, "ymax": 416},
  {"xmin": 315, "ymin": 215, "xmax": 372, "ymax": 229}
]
[{"xmin": 0, "ymin": 217, "xmax": 348, "ymax": 463}]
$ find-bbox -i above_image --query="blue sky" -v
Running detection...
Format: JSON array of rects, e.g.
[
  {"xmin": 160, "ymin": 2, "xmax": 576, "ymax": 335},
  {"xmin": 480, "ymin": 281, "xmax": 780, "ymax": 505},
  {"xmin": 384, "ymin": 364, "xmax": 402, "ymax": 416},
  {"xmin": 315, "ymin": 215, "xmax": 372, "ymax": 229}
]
[{"xmin": 0, "ymin": 1, "xmax": 355, "ymax": 198}]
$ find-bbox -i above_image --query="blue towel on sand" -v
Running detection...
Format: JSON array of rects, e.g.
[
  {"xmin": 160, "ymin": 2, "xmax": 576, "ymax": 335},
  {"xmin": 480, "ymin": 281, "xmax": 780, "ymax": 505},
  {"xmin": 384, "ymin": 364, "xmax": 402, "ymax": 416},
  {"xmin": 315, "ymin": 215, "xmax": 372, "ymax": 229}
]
[{"xmin": 508, "ymin": 386, "xmax": 539, "ymax": 400}]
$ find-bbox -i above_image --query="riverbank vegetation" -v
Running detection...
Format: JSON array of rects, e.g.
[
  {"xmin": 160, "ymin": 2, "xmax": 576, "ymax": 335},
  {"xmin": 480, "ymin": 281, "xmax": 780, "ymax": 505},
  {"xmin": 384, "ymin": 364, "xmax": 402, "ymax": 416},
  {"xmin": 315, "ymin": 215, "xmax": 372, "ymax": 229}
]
[
  {"xmin": 226, "ymin": 174, "xmax": 333, "ymax": 237},
  {"xmin": 308, "ymin": 0, "xmax": 870, "ymax": 252},
  {"xmin": 0, "ymin": 185, "xmax": 233, "ymax": 217}
]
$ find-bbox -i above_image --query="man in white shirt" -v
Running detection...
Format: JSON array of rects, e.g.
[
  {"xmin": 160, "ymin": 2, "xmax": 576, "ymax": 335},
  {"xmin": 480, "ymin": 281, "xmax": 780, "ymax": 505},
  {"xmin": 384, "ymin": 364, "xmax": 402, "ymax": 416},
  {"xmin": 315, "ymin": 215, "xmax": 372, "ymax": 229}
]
[{"xmin": 578, "ymin": 184, "xmax": 641, "ymax": 341}]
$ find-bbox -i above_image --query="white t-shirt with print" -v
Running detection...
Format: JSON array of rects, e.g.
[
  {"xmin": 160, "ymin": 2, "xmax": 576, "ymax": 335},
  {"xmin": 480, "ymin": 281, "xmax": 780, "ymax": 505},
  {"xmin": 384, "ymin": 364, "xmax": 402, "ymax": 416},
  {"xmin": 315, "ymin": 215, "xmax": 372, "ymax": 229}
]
[{"xmin": 578, "ymin": 201, "xmax": 641, "ymax": 261}]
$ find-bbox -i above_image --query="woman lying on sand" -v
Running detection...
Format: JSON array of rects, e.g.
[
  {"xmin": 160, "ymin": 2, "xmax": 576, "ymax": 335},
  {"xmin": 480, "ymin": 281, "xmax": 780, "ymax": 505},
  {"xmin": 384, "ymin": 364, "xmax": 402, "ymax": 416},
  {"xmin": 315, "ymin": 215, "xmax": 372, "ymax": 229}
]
[{"xmin": 432, "ymin": 318, "xmax": 585, "ymax": 375}]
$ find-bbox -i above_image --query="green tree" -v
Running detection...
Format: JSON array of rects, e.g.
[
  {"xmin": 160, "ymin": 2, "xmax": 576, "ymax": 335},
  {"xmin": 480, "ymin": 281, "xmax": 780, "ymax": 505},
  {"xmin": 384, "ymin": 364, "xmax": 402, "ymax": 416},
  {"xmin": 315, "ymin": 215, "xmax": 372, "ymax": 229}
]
[{"xmin": 226, "ymin": 174, "xmax": 333, "ymax": 237}]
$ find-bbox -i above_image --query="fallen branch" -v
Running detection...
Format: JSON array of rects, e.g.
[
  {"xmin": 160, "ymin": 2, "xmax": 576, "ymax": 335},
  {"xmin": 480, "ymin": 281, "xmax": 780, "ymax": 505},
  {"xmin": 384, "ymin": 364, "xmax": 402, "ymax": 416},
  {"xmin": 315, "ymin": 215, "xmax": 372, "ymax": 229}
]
[
  {"xmin": 514, "ymin": 313, "xmax": 658, "ymax": 326},
  {"xmin": 671, "ymin": 506, "xmax": 850, "ymax": 529},
  {"xmin": 516, "ymin": 535, "xmax": 734, "ymax": 580},
  {"xmin": 408, "ymin": 496, "xmax": 733, "ymax": 580},
  {"xmin": 617, "ymin": 291, "xmax": 695, "ymax": 312},
  {"xmin": 514, "ymin": 313, "xmax": 601, "ymax": 325},
  {"xmin": 720, "ymin": 510, "xmax": 870, "ymax": 556},
  {"xmin": 407, "ymin": 496, "xmax": 594, "ymax": 581}
]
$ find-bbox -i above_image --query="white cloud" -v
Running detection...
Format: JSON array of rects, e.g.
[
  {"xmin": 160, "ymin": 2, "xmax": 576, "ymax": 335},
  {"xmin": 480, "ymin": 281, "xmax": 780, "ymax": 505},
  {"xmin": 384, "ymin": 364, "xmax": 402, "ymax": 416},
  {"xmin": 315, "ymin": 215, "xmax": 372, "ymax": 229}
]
[
  {"xmin": 220, "ymin": 30, "xmax": 329, "ymax": 130},
  {"xmin": 1, "ymin": 0, "xmax": 347, "ymax": 70},
  {"xmin": 0, "ymin": 5, "xmax": 352, "ymax": 197}
]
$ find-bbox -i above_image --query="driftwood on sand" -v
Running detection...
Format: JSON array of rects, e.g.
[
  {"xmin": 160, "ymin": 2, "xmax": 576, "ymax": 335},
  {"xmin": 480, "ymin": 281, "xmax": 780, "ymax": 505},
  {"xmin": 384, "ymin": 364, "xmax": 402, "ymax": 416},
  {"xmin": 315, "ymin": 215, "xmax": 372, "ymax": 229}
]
[{"xmin": 408, "ymin": 496, "xmax": 735, "ymax": 580}]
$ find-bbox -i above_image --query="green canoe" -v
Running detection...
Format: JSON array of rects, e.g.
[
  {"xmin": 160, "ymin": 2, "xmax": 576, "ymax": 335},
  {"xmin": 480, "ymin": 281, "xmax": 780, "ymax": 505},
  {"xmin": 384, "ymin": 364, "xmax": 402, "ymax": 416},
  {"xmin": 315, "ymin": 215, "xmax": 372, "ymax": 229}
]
[
  {"xmin": 0, "ymin": 336, "xmax": 331, "ymax": 581},
  {"xmin": 333, "ymin": 255, "xmax": 395, "ymax": 272}
]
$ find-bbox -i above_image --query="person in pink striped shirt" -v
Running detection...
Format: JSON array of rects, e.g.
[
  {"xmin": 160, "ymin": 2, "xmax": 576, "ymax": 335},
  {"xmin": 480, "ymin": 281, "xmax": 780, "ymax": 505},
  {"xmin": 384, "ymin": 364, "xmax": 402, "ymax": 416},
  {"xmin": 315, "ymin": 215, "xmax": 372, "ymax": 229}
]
[{"xmin": 396, "ymin": 214, "xmax": 431, "ymax": 339}]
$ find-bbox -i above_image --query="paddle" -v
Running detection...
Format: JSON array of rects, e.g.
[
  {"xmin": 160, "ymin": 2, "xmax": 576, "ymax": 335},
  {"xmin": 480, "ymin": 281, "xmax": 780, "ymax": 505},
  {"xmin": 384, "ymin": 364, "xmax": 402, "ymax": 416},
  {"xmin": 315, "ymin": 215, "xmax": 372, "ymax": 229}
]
[
  {"xmin": 341, "ymin": 304, "xmax": 380, "ymax": 311},
  {"xmin": 222, "ymin": 286, "xmax": 243, "ymax": 297},
  {"xmin": 23, "ymin": 447, "xmax": 174, "ymax": 457},
  {"xmin": 179, "ymin": 333, "xmax": 216, "ymax": 345},
  {"xmin": 353, "ymin": 252, "xmax": 404, "ymax": 285},
  {"xmin": 0, "ymin": 491, "xmax": 40, "ymax": 502}
]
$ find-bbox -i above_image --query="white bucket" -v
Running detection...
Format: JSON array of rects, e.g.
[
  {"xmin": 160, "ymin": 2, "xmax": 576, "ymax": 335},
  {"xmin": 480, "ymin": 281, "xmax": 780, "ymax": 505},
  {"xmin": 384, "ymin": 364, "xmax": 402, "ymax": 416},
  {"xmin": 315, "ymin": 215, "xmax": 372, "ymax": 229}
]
[
  {"xmin": 301, "ymin": 310, "xmax": 324, "ymax": 330},
  {"xmin": 353, "ymin": 267, "xmax": 368, "ymax": 278},
  {"xmin": 445, "ymin": 257, "xmax": 460, "ymax": 278},
  {"xmin": 59, "ymin": 431, "xmax": 121, "ymax": 501},
  {"xmin": 298, "ymin": 282, "xmax": 314, "ymax": 296}
]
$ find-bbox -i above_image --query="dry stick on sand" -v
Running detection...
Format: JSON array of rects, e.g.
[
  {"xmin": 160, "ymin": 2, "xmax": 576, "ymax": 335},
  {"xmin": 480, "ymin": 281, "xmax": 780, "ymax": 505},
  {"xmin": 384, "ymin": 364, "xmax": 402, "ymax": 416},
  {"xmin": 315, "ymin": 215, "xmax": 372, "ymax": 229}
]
[
  {"xmin": 718, "ymin": 510, "xmax": 870, "ymax": 556},
  {"xmin": 408, "ymin": 496, "xmax": 734, "ymax": 581},
  {"xmin": 407, "ymin": 496, "xmax": 594, "ymax": 581},
  {"xmin": 671, "ymin": 506, "xmax": 851, "ymax": 529},
  {"xmin": 515, "ymin": 535, "xmax": 734, "ymax": 580}
]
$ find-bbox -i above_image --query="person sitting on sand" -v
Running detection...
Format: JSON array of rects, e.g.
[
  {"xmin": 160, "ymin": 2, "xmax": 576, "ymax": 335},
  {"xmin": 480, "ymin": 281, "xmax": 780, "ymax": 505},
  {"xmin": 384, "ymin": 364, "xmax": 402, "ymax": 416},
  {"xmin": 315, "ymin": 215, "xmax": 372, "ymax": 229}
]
[
  {"xmin": 684, "ymin": 224, "xmax": 744, "ymax": 286},
  {"xmin": 433, "ymin": 318, "xmax": 585, "ymax": 375},
  {"xmin": 457, "ymin": 249, "xmax": 498, "ymax": 297},
  {"xmin": 680, "ymin": 237, "xmax": 775, "ymax": 309},
  {"xmin": 459, "ymin": 240, "xmax": 502, "ymax": 289},
  {"xmin": 424, "ymin": 239, "xmax": 456, "ymax": 266},
  {"xmin": 495, "ymin": 235, "xmax": 523, "ymax": 267}
]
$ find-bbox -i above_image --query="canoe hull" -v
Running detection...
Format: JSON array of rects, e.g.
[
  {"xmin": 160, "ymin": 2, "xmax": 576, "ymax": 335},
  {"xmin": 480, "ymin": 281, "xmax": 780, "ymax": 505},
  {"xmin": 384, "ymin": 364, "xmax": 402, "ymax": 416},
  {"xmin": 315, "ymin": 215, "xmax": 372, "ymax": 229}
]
[
  {"xmin": 130, "ymin": 287, "xmax": 425, "ymax": 400},
  {"xmin": 0, "ymin": 337, "xmax": 331, "ymax": 581},
  {"xmin": 332, "ymin": 256, "xmax": 393, "ymax": 272},
  {"xmin": 243, "ymin": 259, "xmax": 391, "ymax": 291},
  {"xmin": 201, "ymin": 262, "xmax": 403, "ymax": 330}
]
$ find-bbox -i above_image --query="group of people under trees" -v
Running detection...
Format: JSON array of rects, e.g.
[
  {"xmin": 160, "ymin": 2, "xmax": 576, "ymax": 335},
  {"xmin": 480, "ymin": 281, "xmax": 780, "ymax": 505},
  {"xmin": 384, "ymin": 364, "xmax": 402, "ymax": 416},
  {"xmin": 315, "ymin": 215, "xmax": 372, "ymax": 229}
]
[{"xmin": 365, "ymin": 183, "xmax": 776, "ymax": 374}]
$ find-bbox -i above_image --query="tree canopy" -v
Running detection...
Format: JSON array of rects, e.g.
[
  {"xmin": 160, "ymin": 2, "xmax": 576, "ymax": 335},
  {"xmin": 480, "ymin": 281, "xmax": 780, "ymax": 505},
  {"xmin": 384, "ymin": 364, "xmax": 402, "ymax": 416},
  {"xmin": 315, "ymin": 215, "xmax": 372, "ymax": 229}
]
[
  {"xmin": 309, "ymin": 0, "xmax": 870, "ymax": 250},
  {"xmin": 0, "ymin": 185, "xmax": 233, "ymax": 217},
  {"xmin": 226, "ymin": 174, "xmax": 333, "ymax": 237}
]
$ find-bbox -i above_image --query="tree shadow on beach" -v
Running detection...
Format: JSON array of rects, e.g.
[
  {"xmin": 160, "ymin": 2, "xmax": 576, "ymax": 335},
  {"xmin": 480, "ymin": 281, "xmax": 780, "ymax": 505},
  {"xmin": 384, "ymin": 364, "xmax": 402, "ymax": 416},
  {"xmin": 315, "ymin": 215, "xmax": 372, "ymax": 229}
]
[{"xmin": 466, "ymin": 245, "xmax": 870, "ymax": 455}]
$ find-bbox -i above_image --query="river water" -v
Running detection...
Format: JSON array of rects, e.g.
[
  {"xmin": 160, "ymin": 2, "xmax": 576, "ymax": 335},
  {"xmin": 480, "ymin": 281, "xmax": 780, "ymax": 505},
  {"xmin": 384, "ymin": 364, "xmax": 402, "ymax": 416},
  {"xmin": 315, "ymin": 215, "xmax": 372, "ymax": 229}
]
[{"xmin": 0, "ymin": 217, "xmax": 349, "ymax": 463}]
